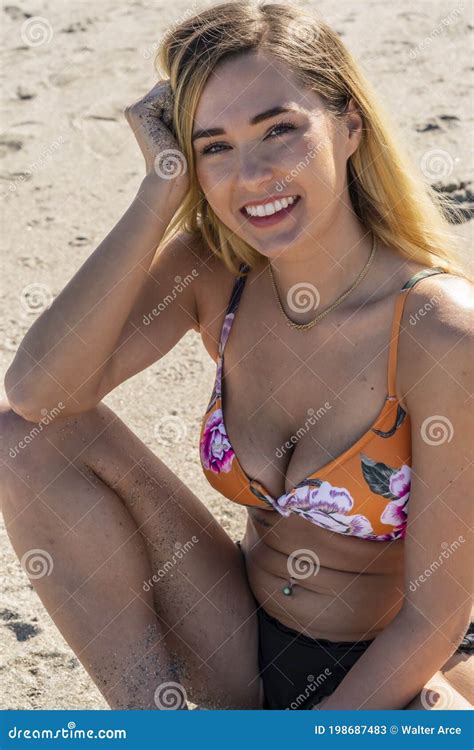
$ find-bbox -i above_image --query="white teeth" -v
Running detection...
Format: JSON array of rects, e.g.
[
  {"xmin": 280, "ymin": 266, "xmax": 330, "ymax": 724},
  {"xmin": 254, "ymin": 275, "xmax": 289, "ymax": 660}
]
[{"xmin": 244, "ymin": 195, "xmax": 298, "ymax": 217}]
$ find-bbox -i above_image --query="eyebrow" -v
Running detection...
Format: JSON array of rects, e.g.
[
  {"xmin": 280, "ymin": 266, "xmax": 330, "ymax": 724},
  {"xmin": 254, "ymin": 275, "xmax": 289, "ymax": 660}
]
[{"xmin": 191, "ymin": 105, "xmax": 295, "ymax": 142}]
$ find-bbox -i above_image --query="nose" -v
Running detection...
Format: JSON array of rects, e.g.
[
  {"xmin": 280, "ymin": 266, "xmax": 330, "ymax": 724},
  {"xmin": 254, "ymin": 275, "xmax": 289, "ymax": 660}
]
[{"xmin": 236, "ymin": 148, "xmax": 274, "ymax": 189}]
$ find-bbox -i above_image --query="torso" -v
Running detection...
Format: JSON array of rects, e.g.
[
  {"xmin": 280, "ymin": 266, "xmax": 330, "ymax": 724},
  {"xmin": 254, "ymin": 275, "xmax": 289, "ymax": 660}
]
[{"xmin": 195, "ymin": 243, "xmax": 440, "ymax": 641}]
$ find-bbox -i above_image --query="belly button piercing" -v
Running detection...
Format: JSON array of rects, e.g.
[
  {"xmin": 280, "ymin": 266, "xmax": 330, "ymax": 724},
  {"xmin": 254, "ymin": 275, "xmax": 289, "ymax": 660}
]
[{"xmin": 282, "ymin": 577, "xmax": 296, "ymax": 596}]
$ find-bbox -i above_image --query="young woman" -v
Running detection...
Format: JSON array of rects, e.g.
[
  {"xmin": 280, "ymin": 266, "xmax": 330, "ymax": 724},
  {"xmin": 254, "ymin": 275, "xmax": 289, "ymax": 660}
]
[{"xmin": 1, "ymin": 2, "xmax": 472, "ymax": 711}]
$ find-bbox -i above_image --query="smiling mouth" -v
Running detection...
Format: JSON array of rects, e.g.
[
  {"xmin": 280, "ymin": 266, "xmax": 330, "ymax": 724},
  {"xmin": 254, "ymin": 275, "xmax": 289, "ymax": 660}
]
[
  {"xmin": 240, "ymin": 194, "xmax": 299, "ymax": 215},
  {"xmin": 240, "ymin": 195, "xmax": 301, "ymax": 226}
]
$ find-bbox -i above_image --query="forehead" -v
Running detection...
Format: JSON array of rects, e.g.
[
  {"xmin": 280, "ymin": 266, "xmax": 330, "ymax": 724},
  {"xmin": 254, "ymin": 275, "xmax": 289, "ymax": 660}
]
[{"xmin": 193, "ymin": 50, "xmax": 321, "ymax": 127}]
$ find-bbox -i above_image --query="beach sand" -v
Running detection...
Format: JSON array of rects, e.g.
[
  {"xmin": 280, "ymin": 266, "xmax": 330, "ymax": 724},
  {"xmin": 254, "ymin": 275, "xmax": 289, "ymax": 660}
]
[{"xmin": 0, "ymin": 0, "xmax": 472, "ymax": 709}]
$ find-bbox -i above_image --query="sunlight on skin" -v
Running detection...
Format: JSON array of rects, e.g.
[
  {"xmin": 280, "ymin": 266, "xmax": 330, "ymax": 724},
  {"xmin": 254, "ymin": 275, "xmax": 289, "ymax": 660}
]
[{"xmin": 312, "ymin": 665, "xmax": 473, "ymax": 710}]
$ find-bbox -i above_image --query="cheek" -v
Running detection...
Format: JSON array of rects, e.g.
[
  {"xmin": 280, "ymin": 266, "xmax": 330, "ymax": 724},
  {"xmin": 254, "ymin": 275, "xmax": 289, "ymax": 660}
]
[
  {"xmin": 301, "ymin": 134, "xmax": 342, "ymax": 192},
  {"xmin": 195, "ymin": 159, "xmax": 230, "ymax": 196}
]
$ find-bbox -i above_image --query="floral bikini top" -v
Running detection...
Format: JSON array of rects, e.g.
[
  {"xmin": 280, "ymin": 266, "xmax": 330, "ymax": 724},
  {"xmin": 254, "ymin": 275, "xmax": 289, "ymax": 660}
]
[{"xmin": 199, "ymin": 262, "xmax": 447, "ymax": 542}]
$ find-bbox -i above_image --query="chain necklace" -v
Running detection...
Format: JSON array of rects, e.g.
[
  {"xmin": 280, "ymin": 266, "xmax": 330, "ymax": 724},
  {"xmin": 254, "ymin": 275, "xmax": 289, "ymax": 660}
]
[{"xmin": 268, "ymin": 234, "xmax": 377, "ymax": 332}]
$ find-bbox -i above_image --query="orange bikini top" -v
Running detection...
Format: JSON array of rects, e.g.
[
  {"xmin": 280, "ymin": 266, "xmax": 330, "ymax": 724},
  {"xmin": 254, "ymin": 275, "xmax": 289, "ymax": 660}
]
[{"xmin": 199, "ymin": 263, "xmax": 447, "ymax": 541}]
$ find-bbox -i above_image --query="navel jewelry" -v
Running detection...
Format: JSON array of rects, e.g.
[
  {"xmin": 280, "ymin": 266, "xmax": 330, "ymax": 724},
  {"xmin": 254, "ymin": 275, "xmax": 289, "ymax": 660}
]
[
  {"xmin": 268, "ymin": 233, "xmax": 377, "ymax": 331},
  {"xmin": 282, "ymin": 577, "xmax": 296, "ymax": 596}
]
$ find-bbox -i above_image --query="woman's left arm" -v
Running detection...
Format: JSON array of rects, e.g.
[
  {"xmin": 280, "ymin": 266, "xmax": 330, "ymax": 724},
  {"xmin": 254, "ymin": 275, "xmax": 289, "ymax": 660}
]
[{"xmin": 314, "ymin": 277, "xmax": 473, "ymax": 710}]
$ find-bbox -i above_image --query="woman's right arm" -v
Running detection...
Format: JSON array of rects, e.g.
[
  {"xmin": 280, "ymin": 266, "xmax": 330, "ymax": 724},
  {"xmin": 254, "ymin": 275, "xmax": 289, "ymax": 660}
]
[{"xmin": 5, "ymin": 81, "xmax": 196, "ymax": 422}]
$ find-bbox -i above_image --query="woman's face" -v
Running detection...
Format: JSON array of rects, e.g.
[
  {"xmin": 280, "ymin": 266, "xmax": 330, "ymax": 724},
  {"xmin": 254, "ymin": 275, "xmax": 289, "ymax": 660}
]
[{"xmin": 192, "ymin": 49, "xmax": 362, "ymax": 261}]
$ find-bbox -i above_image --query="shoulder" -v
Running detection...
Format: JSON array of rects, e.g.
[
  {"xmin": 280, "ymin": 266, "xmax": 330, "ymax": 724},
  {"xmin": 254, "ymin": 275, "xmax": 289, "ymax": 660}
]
[
  {"xmin": 165, "ymin": 230, "xmax": 235, "ymax": 321},
  {"xmin": 186, "ymin": 235, "xmax": 242, "ymax": 361},
  {"xmin": 398, "ymin": 271, "xmax": 473, "ymax": 420}
]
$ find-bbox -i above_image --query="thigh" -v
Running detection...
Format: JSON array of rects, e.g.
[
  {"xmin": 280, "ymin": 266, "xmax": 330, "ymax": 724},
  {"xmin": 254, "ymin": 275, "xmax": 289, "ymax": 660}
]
[
  {"xmin": 404, "ymin": 669, "xmax": 472, "ymax": 710},
  {"xmin": 439, "ymin": 652, "xmax": 474, "ymax": 705},
  {"xmin": 0, "ymin": 400, "xmax": 264, "ymax": 709}
]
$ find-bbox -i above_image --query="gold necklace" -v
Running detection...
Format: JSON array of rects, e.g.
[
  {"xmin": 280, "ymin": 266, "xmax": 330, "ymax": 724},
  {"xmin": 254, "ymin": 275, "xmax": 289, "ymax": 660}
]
[{"xmin": 268, "ymin": 234, "xmax": 377, "ymax": 331}]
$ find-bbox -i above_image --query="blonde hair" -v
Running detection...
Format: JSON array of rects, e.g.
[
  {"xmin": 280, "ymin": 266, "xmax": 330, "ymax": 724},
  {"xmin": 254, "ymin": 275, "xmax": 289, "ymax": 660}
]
[{"xmin": 155, "ymin": 1, "xmax": 469, "ymax": 280}]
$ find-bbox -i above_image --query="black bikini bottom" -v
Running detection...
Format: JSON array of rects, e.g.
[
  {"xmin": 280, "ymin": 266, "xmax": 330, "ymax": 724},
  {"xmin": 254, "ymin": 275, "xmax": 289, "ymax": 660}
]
[
  {"xmin": 257, "ymin": 608, "xmax": 474, "ymax": 710},
  {"xmin": 257, "ymin": 605, "xmax": 375, "ymax": 709},
  {"xmin": 235, "ymin": 542, "xmax": 474, "ymax": 710}
]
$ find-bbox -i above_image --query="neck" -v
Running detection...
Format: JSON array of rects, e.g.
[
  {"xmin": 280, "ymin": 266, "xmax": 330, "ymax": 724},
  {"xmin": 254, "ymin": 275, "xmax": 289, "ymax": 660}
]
[{"xmin": 265, "ymin": 214, "xmax": 376, "ymax": 321}]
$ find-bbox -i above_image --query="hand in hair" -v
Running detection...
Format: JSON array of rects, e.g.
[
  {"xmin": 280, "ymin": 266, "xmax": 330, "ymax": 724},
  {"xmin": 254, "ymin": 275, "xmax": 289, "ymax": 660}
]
[{"xmin": 124, "ymin": 79, "xmax": 189, "ymax": 198}]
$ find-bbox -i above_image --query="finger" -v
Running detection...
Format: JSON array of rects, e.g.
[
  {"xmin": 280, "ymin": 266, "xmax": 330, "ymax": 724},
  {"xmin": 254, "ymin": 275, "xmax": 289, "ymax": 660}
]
[{"xmin": 141, "ymin": 81, "xmax": 171, "ymax": 107}]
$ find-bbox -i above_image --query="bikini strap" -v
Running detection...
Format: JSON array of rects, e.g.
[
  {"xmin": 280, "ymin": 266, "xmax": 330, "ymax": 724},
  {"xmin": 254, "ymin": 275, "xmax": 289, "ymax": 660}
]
[
  {"xmin": 218, "ymin": 262, "xmax": 250, "ymax": 357},
  {"xmin": 387, "ymin": 266, "xmax": 448, "ymax": 397}
]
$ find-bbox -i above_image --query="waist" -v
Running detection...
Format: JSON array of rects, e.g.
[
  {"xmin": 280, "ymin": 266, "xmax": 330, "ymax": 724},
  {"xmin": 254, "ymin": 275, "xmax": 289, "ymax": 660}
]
[{"xmin": 240, "ymin": 531, "xmax": 404, "ymax": 641}]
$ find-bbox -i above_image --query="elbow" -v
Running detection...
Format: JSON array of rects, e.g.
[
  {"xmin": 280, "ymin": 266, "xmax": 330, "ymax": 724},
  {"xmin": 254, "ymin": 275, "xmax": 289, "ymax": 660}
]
[
  {"xmin": 4, "ymin": 393, "xmax": 97, "ymax": 424},
  {"xmin": 3, "ymin": 383, "xmax": 49, "ymax": 423},
  {"xmin": 3, "ymin": 366, "xmax": 36, "ymax": 421},
  {"xmin": 4, "ymin": 367, "xmax": 92, "ymax": 423}
]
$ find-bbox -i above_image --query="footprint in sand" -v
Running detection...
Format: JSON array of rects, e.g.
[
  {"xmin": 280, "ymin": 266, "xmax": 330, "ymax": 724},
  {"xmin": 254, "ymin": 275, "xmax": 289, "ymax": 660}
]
[
  {"xmin": 0, "ymin": 608, "xmax": 41, "ymax": 642},
  {"xmin": 4, "ymin": 5, "xmax": 32, "ymax": 21},
  {"xmin": 416, "ymin": 115, "xmax": 460, "ymax": 133},
  {"xmin": 0, "ymin": 138, "xmax": 23, "ymax": 158},
  {"xmin": 72, "ymin": 110, "xmax": 125, "ymax": 159}
]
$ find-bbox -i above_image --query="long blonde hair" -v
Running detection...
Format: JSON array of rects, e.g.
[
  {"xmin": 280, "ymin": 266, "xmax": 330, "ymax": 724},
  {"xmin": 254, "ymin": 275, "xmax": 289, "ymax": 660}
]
[{"xmin": 155, "ymin": 1, "xmax": 468, "ymax": 279}]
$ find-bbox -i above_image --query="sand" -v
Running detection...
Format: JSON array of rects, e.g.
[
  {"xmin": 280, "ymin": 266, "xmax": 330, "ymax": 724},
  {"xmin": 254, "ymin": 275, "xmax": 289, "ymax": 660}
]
[{"xmin": 0, "ymin": 0, "xmax": 472, "ymax": 710}]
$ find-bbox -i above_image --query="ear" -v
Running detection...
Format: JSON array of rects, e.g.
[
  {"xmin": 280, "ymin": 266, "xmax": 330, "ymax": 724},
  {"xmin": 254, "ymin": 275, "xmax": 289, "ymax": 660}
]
[{"xmin": 344, "ymin": 97, "xmax": 363, "ymax": 157}]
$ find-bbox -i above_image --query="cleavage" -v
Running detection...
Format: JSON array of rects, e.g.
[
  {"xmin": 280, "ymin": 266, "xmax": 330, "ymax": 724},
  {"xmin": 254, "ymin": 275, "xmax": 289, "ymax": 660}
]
[{"xmin": 220, "ymin": 325, "xmax": 390, "ymax": 500}]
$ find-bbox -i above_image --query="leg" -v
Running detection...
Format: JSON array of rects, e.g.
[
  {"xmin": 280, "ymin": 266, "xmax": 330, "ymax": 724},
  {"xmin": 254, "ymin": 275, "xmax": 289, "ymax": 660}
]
[
  {"xmin": 403, "ymin": 663, "xmax": 473, "ymax": 710},
  {"xmin": 440, "ymin": 651, "xmax": 474, "ymax": 704},
  {"xmin": 0, "ymin": 400, "xmax": 263, "ymax": 710}
]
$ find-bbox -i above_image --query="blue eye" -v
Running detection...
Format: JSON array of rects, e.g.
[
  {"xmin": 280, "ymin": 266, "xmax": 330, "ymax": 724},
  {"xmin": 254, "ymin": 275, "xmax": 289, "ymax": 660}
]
[
  {"xmin": 200, "ymin": 120, "xmax": 297, "ymax": 156},
  {"xmin": 267, "ymin": 122, "xmax": 297, "ymax": 138}
]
